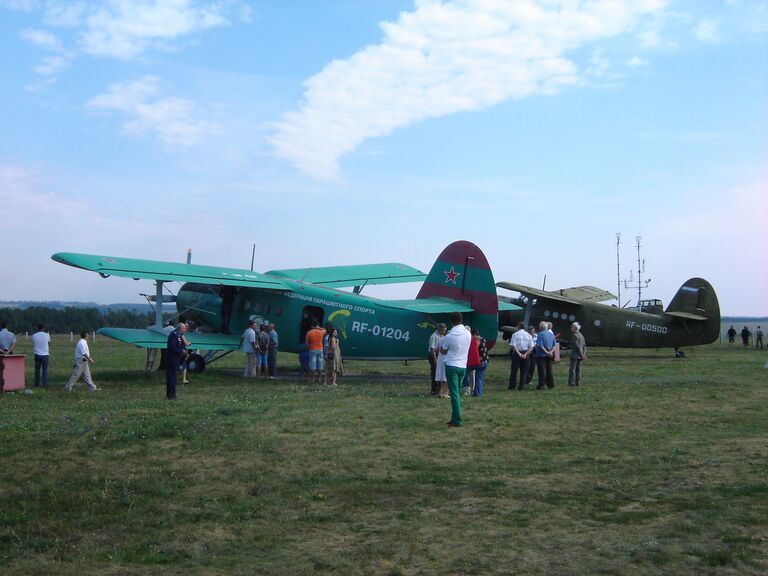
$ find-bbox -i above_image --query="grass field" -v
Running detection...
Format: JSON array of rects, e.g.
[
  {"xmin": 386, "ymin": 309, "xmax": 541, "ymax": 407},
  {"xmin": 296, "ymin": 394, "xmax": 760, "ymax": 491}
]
[{"xmin": 1, "ymin": 337, "xmax": 767, "ymax": 575}]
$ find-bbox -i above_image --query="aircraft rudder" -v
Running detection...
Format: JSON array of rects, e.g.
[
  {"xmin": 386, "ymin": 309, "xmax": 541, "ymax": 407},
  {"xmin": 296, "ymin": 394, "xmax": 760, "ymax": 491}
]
[
  {"xmin": 417, "ymin": 240, "xmax": 498, "ymax": 344},
  {"xmin": 667, "ymin": 277, "xmax": 721, "ymax": 343}
]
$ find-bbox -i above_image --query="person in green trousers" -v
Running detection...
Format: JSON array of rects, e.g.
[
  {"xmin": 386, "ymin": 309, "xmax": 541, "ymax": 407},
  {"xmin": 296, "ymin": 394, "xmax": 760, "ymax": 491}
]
[{"xmin": 440, "ymin": 311, "xmax": 472, "ymax": 427}]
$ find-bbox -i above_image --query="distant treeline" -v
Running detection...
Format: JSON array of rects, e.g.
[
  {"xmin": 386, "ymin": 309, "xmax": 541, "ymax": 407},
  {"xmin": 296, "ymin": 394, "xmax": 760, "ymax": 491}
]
[
  {"xmin": 0, "ymin": 306, "xmax": 168, "ymax": 334},
  {"xmin": 0, "ymin": 300, "xmax": 153, "ymax": 313}
]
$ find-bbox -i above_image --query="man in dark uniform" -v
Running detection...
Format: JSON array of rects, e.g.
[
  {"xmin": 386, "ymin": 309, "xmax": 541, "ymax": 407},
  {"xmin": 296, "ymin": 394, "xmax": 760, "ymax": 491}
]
[
  {"xmin": 741, "ymin": 326, "xmax": 751, "ymax": 348},
  {"xmin": 166, "ymin": 322, "xmax": 188, "ymax": 400}
]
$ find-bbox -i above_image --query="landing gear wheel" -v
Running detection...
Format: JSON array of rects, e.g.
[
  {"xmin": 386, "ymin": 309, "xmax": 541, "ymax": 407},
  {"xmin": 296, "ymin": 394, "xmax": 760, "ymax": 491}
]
[
  {"xmin": 675, "ymin": 349, "xmax": 685, "ymax": 358},
  {"xmin": 186, "ymin": 353, "xmax": 206, "ymax": 373}
]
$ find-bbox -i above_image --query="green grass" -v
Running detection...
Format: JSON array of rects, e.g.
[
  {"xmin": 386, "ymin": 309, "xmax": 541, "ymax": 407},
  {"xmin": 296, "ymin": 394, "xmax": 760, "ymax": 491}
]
[{"xmin": 1, "ymin": 337, "xmax": 767, "ymax": 575}]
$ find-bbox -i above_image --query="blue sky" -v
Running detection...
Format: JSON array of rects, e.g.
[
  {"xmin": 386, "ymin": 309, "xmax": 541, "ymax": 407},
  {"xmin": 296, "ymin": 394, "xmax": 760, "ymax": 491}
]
[{"xmin": 1, "ymin": 0, "xmax": 766, "ymax": 315}]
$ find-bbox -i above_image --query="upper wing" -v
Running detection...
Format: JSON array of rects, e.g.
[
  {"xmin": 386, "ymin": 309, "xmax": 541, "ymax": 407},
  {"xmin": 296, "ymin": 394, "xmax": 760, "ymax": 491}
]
[
  {"xmin": 377, "ymin": 297, "xmax": 475, "ymax": 314},
  {"xmin": 496, "ymin": 281, "xmax": 583, "ymax": 305},
  {"xmin": 53, "ymin": 252, "xmax": 290, "ymax": 290},
  {"xmin": 98, "ymin": 327, "xmax": 242, "ymax": 350},
  {"xmin": 496, "ymin": 282, "xmax": 616, "ymax": 305},
  {"xmin": 555, "ymin": 286, "xmax": 617, "ymax": 303},
  {"xmin": 266, "ymin": 263, "xmax": 426, "ymax": 288}
]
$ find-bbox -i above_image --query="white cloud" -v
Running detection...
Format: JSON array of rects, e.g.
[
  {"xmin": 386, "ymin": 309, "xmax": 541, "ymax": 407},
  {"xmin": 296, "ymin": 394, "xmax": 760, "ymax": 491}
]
[
  {"xmin": 19, "ymin": 26, "xmax": 74, "ymax": 85},
  {"xmin": 0, "ymin": 0, "xmax": 37, "ymax": 10},
  {"xmin": 86, "ymin": 75, "xmax": 217, "ymax": 149},
  {"xmin": 587, "ymin": 49, "xmax": 610, "ymax": 77},
  {"xmin": 0, "ymin": 164, "xmax": 95, "ymax": 238},
  {"xmin": 79, "ymin": 0, "xmax": 231, "ymax": 59},
  {"xmin": 270, "ymin": 0, "xmax": 671, "ymax": 181},
  {"xmin": 43, "ymin": 1, "xmax": 87, "ymax": 27},
  {"xmin": 627, "ymin": 55, "xmax": 649, "ymax": 67},
  {"xmin": 19, "ymin": 27, "xmax": 62, "ymax": 50},
  {"xmin": 695, "ymin": 18, "xmax": 722, "ymax": 43},
  {"xmin": 33, "ymin": 53, "xmax": 72, "ymax": 76},
  {"xmin": 10, "ymin": 1, "xmax": 248, "ymax": 89},
  {"xmin": 655, "ymin": 179, "xmax": 766, "ymax": 238}
]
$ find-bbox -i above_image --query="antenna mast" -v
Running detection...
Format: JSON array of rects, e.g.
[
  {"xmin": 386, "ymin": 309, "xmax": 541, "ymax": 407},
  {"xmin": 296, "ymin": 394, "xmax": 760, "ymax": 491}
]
[
  {"xmin": 623, "ymin": 235, "xmax": 651, "ymax": 306},
  {"xmin": 615, "ymin": 233, "xmax": 622, "ymax": 307}
]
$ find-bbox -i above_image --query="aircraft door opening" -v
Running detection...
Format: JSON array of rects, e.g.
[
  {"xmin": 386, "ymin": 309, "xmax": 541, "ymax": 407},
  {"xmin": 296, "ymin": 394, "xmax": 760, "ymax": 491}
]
[{"xmin": 300, "ymin": 306, "xmax": 324, "ymax": 342}]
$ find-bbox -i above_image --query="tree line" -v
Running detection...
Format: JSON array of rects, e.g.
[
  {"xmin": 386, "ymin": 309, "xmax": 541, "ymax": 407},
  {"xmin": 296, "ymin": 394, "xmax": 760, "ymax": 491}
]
[{"xmin": 0, "ymin": 306, "xmax": 169, "ymax": 334}]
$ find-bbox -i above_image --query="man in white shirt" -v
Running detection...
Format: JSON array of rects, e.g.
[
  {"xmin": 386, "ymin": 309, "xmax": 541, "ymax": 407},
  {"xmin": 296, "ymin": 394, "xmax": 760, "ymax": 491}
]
[
  {"xmin": 440, "ymin": 312, "xmax": 471, "ymax": 427},
  {"xmin": 240, "ymin": 320, "xmax": 258, "ymax": 377},
  {"xmin": 32, "ymin": 324, "xmax": 51, "ymax": 388},
  {"xmin": 64, "ymin": 332, "xmax": 98, "ymax": 392},
  {"xmin": 0, "ymin": 323, "xmax": 16, "ymax": 355},
  {"xmin": 508, "ymin": 323, "xmax": 533, "ymax": 391}
]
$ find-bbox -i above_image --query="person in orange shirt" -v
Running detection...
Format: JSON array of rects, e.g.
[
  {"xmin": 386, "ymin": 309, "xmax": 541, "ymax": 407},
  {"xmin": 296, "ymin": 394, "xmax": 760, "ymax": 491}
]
[{"xmin": 305, "ymin": 322, "xmax": 325, "ymax": 383}]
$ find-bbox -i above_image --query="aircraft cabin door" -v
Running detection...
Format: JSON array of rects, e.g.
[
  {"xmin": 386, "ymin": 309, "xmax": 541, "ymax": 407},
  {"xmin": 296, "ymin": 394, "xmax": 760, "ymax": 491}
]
[{"xmin": 300, "ymin": 306, "xmax": 325, "ymax": 343}]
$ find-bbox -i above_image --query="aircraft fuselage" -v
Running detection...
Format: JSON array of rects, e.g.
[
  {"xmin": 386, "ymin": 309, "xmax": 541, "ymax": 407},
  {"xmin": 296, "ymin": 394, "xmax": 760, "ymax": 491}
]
[
  {"xmin": 177, "ymin": 280, "xmax": 488, "ymax": 359},
  {"xmin": 502, "ymin": 300, "xmax": 716, "ymax": 349}
]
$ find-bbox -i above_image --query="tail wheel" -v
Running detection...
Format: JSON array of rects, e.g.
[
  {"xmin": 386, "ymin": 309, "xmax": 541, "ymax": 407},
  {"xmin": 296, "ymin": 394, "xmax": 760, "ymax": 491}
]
[
  {"xmin": 186, "ymin": 353, "xmax": 206, "ymax": 373},
  {"xmin": 675, "ymin": 349, "xmax": 685, "ymax": 358}
]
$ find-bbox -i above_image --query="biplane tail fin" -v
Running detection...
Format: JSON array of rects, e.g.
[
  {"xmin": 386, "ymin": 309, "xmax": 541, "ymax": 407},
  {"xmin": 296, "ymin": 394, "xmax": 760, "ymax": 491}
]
[
  {"xmin": 416, "ymin": 241, "xmax": 499, "ymax": 347},
  {"xmin": 665, "ymin": 278, "xmax": 721, "ymax": 344}
]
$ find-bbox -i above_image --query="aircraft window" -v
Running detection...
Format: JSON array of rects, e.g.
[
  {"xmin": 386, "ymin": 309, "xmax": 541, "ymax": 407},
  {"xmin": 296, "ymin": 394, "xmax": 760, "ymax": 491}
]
[
  {"xmin": 594, "ymin": 319, "xmax": 602, "ymax": 327},
  {"xmin": 243, "ymin": 300, "xmax": 251, "ymax": 311},
  {"xmin": 253, "ymin": 303, "xmax": 262, "ymax": 313},
  {"xmin": 544, "ymin": 310, "xmax": 551, "ymax": 317},
  {"xmin": 553, "ymin": 312, "xmax": 559, "ymax": 319},
  {"xmin": 569, "ymin": 315, "xmax": 576, "ymax": 321},
  {"xmin": 266, "ymin": 305, "xmax": 272, "ymax": 314},
  {"xmin": 274, "ymin": 307, "xmax": 283, "ymax": 317}
]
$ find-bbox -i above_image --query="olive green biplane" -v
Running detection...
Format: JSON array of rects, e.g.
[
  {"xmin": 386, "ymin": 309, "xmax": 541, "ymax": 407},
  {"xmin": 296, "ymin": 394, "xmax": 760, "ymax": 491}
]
[{"xmin": 497, "ymin": 278, "xmax": 720, "ymax": 356}]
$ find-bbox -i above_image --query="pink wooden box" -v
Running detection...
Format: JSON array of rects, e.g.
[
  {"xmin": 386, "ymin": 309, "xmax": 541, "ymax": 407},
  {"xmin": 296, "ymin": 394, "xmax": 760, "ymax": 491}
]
[{"xmin": 1, "ymin": 355, "xmax": 26, "ymax": 392}]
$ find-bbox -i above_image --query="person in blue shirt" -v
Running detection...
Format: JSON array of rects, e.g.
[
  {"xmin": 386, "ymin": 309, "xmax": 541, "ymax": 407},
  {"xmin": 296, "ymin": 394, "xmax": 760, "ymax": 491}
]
[
  {"xmin": 266, "ymin": 323, "xmax": 279, "ymax": 379},
  {"xmin": 535, "ymin": 321, "xmax": 556, "ymax": 389},
  {"xmin": 166, "ymin": 323, "xmax": 188, "ymax": 400}
]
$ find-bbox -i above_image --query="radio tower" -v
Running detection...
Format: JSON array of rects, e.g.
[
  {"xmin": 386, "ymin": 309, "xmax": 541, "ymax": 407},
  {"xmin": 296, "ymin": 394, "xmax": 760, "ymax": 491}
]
[
  {"xmin": 615, "ymin": 233, "xmax": 622, "ymax": 307},
  {"xmin": 624, "ymin": 236, "xmax": 651, "ymax": 306}
]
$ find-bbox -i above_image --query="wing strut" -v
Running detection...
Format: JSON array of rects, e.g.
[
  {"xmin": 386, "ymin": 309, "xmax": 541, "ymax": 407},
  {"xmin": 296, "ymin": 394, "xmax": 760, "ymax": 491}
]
[
  {"xmin": 523, "ymin": 298, "xmax": 533, "ymax": 328},
  {"xmin": 153, "ymin": 280, "xmax": 164, "ymax": 329}
]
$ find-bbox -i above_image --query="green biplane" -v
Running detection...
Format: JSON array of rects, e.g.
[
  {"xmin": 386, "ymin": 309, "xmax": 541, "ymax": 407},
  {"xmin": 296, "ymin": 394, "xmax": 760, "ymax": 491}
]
[{"xmin": 53, "ymin": 241, "xmax": 512, "ymax": 371}]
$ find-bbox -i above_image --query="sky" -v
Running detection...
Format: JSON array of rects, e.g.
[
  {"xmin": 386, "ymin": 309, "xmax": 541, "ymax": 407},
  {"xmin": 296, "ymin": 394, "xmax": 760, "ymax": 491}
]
[{"xmin": 1, "ymin": 0, "xmax": 766, "ymax": 315}]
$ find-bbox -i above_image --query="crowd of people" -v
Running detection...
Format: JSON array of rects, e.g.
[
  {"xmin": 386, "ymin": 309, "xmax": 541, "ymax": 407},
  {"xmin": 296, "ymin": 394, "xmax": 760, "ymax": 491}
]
[
  {"xmin": 726, "ymin": 325, "xmax": 764, "ymax": 349},
  {"xmin": 426, "ymin": 317, "xmax": 588, "ymax": 427},
  {"xmin": 1, "ymin": 315, "xmax": 765, "ymax": 420},
  {"xmin": 296, "ymin": 322, "xmax": 342, "ymax": 385}
]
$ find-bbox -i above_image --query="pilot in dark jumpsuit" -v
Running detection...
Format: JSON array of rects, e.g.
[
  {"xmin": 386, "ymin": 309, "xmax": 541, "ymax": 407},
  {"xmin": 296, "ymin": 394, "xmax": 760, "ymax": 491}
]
[{"xmin": 166, "ymin": 323, "xmax": 187, "ymax": 400}]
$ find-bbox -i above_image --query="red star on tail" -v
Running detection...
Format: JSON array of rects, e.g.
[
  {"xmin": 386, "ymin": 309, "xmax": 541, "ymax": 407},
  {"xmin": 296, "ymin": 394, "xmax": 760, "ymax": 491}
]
[{"xmin": 444, "ymin": 266, "xmax": 460, "ymax": 284}]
